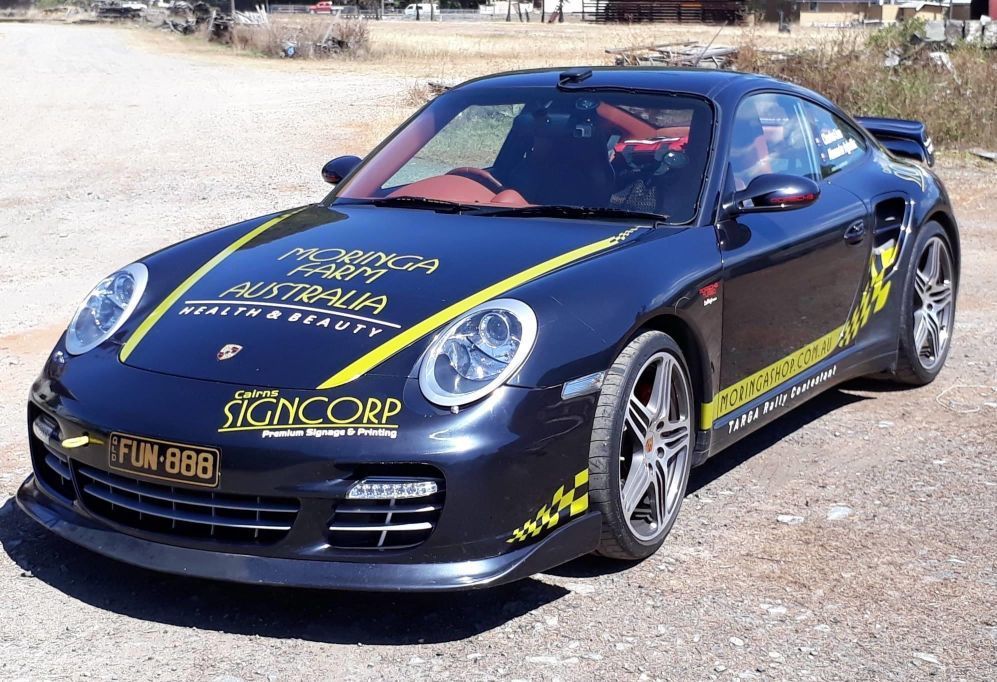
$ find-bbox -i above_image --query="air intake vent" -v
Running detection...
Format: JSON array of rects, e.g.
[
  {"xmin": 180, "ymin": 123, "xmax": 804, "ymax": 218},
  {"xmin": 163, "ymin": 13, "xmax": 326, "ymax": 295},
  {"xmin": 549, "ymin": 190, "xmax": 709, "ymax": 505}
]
[
  {"xmin": 30, "ymin": 413, "xmax": 77, "ymax": 502},
  {"xmin": 329, "ymin": 476, "xmax": 444, "ymax": 550},
  {"xmin": 76, "ymin": 464, "xmax": 299, "ymax": 544}
]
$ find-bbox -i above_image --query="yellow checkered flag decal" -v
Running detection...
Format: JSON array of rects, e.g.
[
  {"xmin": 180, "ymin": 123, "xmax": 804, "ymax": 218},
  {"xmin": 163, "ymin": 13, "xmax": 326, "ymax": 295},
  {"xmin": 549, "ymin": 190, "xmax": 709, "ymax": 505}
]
[
  {"xmin": 609, "ymin": 228, "xmax": 639, "ymax": 244},
  {"xmin": 507, "ymin": 469, "xmax": 590, "ymax": 543},
  {"xmin": 840, "ymin": 242, "xmax": 899, "ymax": 346}
]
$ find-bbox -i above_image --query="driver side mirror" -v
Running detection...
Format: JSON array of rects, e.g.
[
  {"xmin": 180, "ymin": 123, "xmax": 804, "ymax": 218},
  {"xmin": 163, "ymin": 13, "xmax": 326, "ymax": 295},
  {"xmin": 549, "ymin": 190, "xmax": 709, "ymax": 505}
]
[
  {"xmin": 730, "ymin": 174, "xmax": 820, "ymax": 215},
  {"xmin": 322, "ymin": 155, "xmax": 361, "ymax": 185}
]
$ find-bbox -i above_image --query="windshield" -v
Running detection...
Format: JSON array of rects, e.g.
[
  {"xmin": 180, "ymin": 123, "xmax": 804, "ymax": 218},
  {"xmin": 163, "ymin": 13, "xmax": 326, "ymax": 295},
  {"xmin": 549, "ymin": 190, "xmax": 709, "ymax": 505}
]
[{"xmin": 333, "ymin": 86, "xmax": 714, "ymax": 223}]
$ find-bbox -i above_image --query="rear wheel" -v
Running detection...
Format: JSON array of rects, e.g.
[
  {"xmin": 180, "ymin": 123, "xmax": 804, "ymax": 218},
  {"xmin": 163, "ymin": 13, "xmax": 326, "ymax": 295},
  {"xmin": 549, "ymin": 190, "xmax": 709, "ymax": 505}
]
[
  {"xmin": 590, "ymin": 331, "xmax": 694, "ymax": 560},
  {"xmin": 894, "ymin": 222, "xmax": 957, "ymax": 385}
]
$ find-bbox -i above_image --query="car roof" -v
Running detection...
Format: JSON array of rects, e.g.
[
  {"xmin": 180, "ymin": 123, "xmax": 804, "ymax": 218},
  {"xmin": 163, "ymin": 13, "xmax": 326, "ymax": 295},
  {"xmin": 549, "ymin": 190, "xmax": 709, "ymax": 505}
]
[{"xmin": 455, "ymin": 67, "xmax": 823, "ymax": 106}]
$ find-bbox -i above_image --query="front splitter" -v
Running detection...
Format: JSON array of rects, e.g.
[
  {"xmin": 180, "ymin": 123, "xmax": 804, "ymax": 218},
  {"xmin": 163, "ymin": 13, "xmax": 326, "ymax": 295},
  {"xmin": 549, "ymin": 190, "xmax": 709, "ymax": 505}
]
[{"xmin": 17, "ymin": 475, "xmax": 602, "ymax": 592}]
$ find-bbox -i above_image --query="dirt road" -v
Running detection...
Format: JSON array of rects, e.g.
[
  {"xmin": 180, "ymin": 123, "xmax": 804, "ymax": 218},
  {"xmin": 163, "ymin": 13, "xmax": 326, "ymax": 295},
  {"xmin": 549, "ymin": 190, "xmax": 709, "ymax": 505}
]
[{"xmin": 1, "ymin": 23, "xmax": 995, "ymax": 681}]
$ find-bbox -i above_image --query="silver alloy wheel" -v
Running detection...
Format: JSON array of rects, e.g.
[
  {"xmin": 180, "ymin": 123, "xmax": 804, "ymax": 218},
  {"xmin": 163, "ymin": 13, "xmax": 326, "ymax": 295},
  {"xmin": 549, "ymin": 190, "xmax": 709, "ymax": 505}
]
[
  {"xmin": 619, "ymin": 351, "xmax": 691, "ymax": 542},
  {"xmin": 913, "ymin": 236, "xmax": 954, "ymax": 371}
]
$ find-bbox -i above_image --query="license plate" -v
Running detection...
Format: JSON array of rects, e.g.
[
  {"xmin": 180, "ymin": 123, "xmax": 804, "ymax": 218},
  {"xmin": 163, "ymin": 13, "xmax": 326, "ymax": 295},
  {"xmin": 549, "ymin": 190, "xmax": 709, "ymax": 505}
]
[{"xmin": 108, "ymin": 432, "xmax": 220, "ymax": 488}]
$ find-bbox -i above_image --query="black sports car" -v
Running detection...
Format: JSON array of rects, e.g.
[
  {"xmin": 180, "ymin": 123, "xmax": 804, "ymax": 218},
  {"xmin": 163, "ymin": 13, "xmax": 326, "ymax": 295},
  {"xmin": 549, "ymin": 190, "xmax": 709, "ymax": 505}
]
[{"xmin": 18, "ymin": 68, "xmax": 958, "ymax": 591}]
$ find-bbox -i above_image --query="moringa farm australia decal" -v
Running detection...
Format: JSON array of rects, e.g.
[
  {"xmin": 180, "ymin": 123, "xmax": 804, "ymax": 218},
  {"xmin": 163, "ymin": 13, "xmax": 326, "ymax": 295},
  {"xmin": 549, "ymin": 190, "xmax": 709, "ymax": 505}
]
[
  {"xmin": 179, "ymin": 245, "xmax": 441, "ymax": 339},
  {"xmin": 118, "ymin": 205, "xmax": 642, "ymax": 389}
]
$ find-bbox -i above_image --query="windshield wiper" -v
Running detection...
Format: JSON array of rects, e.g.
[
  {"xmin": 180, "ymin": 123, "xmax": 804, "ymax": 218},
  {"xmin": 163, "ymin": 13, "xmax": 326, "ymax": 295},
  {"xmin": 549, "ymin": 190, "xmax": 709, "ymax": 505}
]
[
  {"xmin": 338, "ymin": 196, "xmax": 472, "ymax": 213},
  {"xmin": 471, "ymin": 204, "xmax": 669, "ymax": 223},
  {"xmin": 338, "ymin": 197, "xmax": 669, "ymax": 223}
]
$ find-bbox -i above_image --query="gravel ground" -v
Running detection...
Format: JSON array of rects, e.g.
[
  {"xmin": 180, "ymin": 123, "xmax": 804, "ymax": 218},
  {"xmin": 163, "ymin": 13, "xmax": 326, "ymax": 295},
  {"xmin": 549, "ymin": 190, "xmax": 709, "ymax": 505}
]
[{"xmin": 1, "ymin": 22, "xmax": 995, "ymax": 682}]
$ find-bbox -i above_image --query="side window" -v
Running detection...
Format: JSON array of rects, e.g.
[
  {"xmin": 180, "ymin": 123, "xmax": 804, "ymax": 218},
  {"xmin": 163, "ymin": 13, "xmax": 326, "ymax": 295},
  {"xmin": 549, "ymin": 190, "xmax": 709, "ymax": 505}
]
[
  {"xmin": 384, "ymin": 104, "xmax": 523, "ymax": 188},
  {"xmin": 801, "ymin": 103, "xmax": 867, "ymax": 178},
  {"xmin": 730, "ymin": 93, "xmax": 818, "ymax": 189}
]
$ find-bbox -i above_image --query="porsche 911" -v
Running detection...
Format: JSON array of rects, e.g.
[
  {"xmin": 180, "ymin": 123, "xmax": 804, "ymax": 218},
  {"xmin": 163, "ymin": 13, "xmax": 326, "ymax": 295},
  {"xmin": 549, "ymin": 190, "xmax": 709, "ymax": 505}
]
[{"xmin": 18, "ymin": 67, "xmax": 958, "ymax": 590}]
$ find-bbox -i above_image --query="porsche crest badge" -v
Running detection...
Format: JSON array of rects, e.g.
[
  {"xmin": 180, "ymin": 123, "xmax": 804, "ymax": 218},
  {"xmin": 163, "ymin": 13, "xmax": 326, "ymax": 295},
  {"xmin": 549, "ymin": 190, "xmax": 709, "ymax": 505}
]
[{"xmin": 217, "ymin": 344, "xmax": 243, "ymax": 361}]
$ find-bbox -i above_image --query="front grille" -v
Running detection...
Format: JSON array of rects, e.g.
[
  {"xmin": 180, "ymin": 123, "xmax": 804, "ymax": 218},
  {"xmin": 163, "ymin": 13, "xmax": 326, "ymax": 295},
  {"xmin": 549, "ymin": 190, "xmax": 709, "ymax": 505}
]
[
  {"xmin": 31, "ymin": 413, "xmax": 77, "ymax": 502},
  {"xmin": 329, "ymin": 477, "xmax": 444, "ymax": 550},
  {"xmin": 76, "ymin": 464, "xmax": 299, "ymax": 544}
]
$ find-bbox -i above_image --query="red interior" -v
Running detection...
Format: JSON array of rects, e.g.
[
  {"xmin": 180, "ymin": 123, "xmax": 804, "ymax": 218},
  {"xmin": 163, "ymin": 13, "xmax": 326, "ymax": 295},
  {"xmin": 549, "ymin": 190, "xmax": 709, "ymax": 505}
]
[
  {"xmin": 596, "ymin": 102, "xmax": 657, "ymax": 138},
  {"xmin": 751, "ymin": 137, "xmax": 772, "ymax": 172},
  {"xmin": 350, "ymin": 103, "xmax": 704, "ymax": 205},
  {"xmin": 386, "ymin": 175, "xmax": 531, "ymax": 207}
]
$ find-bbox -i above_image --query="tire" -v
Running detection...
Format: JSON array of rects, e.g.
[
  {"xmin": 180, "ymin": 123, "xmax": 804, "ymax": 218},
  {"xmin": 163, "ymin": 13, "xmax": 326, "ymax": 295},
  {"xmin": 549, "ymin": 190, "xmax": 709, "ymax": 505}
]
[
  {"xmin": 893, "ymin": 221, "xmax": 957, "ymax": 386},
  {"xmin": 590, "ymin": 331, "xmax": 694, "ymax": 560}
]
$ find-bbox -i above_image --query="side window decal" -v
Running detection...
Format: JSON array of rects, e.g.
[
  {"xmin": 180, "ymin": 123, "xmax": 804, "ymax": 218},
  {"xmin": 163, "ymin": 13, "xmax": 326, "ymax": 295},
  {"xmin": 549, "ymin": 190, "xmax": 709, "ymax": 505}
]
[{"xmin": 801, "ymin": 102, "xmax": 867, "ymax": 178}]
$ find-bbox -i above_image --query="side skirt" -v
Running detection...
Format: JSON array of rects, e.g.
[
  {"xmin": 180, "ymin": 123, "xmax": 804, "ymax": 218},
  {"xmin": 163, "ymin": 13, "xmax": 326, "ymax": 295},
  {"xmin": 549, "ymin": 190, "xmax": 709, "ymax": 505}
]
[{"xmin": 700, "ymin": 344, "xmax": 896, "ymax": 458}]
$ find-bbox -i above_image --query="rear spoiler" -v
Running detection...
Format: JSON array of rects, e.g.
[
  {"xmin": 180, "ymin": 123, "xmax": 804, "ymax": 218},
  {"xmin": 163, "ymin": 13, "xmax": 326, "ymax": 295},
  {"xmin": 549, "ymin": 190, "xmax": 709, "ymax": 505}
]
[{"xmin": 855, "ymin": 116, "xmax": 934, "ymax": 167}]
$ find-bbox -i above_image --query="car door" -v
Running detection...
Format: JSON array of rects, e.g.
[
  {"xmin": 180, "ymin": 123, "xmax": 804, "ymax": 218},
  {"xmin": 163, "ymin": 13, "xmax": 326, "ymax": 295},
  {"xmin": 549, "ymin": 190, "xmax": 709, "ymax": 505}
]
[{"xmin": 717, "ymin": 92, "xmax": 873, "ymax": 392}]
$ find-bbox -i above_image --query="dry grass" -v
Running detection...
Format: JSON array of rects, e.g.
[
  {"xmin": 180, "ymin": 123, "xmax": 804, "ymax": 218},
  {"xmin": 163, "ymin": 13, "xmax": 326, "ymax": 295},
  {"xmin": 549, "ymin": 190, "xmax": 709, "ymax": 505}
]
[
  {"xmin": 230, "ymin": 16, "xmax": 370, "ymax": 59},
  {"xmin": 374, "ymin": 20, "xmax": 997, "ymax": 146},
  {"xmin": 362, "ymin": 20, "xmax": 821, "ymax": 79},
  {"xmin": 403, "ymin": 81, "xmax": 434, "ymax": 107},
  {"xmin": 734, "ymin": 28, "xmax": 997, "ymax": 147},
  {"xmin": 141, "ymin": 17, "xmax": 997, "ymax": 147},
  {"xmin": 366, "ymin": 20, "xmax": 996, "ymax": 147}
]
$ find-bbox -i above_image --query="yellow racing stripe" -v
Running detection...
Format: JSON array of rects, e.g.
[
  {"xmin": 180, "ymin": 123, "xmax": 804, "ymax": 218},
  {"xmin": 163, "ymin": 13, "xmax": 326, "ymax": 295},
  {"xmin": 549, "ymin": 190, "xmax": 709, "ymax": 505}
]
[
  {"xmin": 698, "ymin": 402, "xmax": 715, "ymax": 432},
  {"xmin": 119, "ymin": 209, "xmax": 303, "ymax": 362},
  {"xmin": 316, "ymin": 230, "xmax": 638, "ymax": 390},
  {"xmin": 698, "ymin": 324, "xmax": 845, "ymax": 430},
  {"xmin": 699, "ymin": 242, "xmax": 902, "ymax": 430}
]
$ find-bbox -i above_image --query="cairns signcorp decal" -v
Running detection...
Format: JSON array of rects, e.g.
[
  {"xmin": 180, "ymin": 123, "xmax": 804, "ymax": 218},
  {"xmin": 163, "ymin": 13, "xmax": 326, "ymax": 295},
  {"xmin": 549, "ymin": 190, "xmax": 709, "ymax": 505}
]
[
  {"xmin": 177, "ymin": 246, "xmax": 440, "ymax": 340},
  {"xmin": 220, "ymin": 388, "xmax": 402, "ymax": 440}
]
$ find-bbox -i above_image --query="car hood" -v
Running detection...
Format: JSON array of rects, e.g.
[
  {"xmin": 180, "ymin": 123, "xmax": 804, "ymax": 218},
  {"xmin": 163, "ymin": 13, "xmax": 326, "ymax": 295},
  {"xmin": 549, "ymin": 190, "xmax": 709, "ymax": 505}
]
[{"xmin": 121, "ymin": 204, "xmax": 647, "ymax": 389}]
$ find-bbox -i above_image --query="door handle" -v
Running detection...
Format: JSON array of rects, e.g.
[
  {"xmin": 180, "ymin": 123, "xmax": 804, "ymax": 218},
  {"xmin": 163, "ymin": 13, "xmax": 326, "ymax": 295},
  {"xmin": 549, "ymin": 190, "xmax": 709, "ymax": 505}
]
[{"xmin": 843, "ymin": 220, "xmax": 866, "ymax": 245}]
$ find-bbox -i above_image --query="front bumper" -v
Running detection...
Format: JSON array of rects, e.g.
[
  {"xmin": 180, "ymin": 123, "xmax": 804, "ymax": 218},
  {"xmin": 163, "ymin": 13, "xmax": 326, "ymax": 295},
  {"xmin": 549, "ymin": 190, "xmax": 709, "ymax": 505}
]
[
  {"xmin": 17, "ymin": 475, "xmax": 601, "ymax": 591},
  {"xmin": 19, "ymin": 343, "xmax": 603, "ymax": 590}
]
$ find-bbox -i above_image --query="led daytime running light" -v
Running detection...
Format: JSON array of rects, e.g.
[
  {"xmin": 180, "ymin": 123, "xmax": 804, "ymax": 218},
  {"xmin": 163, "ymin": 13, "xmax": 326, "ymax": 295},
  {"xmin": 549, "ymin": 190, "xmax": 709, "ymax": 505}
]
[{"xmin": 346, "ymin": 479, "xmax": 439, "ymax": 500}]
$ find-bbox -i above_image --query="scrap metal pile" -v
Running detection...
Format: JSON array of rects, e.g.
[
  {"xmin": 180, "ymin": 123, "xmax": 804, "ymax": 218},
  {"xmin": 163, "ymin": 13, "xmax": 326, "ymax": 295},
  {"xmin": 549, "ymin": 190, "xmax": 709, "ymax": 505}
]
[
  {"xmin": 167, "ymin": 3, "xmax": 356, "ymax": 55},
  {"xmin": 606, "ymin": 41, "xmax": 739, "ymax": 68},
  {"xmin": 162, "ymin": 3, "xmax": 275, "ymax": 41},
  {"xmin": 608, "ymin": 20, "xmax": 995, "ymax": 73},
  {"xmin": 164, "ymin": 1, "xmax": 230, "ymax": 38},
  {"xmin": 90, "ymin": 1, "xmax": 145, "ymax": 19}
]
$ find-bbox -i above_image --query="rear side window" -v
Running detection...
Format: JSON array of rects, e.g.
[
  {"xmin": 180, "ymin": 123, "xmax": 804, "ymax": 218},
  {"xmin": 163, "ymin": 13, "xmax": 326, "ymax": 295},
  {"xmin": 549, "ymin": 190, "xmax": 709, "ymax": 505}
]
[{"xmin": 801, "ymin": 102, "xmax": 867, "ymax": 178}]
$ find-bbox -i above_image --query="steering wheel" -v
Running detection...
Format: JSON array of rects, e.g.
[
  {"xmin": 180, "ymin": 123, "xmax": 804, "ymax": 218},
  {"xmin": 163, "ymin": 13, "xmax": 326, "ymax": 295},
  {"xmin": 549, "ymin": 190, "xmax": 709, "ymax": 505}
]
[{"xmin": 445, "ymin": 167, "xmax": 504, "ymax": 194}]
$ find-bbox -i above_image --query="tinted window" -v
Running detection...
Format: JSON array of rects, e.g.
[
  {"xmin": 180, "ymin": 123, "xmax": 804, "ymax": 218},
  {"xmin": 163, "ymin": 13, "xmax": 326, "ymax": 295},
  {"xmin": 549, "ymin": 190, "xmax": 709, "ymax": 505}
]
[
  {"xmin": 801, "ymin": 102, "xmax": 867, "ymax": 177},
  {"xmin": 730, "ymin": 93, "xmax": 818, "ymax": 189},
  {"xmin": 336, "ymin": 88, "xmax": 714, "ymax": 224}
]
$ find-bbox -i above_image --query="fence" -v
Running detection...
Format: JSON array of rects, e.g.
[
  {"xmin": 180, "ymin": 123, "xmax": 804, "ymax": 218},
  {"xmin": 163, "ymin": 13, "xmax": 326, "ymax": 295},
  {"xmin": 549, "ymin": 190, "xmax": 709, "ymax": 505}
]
[
  {"xmin": 267, "ymin": 4, "xmax": 536, "ymax": 19},
  {"xmin": 580, "ymin": 0, "xmax": 743, "ymax": 22}
]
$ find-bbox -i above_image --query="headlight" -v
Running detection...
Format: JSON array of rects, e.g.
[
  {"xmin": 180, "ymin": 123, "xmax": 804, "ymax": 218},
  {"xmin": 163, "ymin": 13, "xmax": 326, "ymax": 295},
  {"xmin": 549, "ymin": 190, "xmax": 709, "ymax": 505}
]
[
  {"xmin": 65, "ymin": 263, "xmax": 148, "ymax": 355},
  {"xmin": 419, "ymin": 298, "xmax": 537, "ymax": 407}
]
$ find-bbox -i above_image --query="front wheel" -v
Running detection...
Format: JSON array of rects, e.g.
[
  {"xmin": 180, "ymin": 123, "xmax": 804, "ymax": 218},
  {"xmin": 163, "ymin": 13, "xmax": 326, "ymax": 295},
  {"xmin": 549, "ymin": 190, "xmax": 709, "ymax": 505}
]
[
  {"xmin": 893, "ymin": 222, "xmax": 957, "ymax": 385},
  {"xmin": 590, "ymin": 331, "xmax": 694, "ymax": 560}
]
